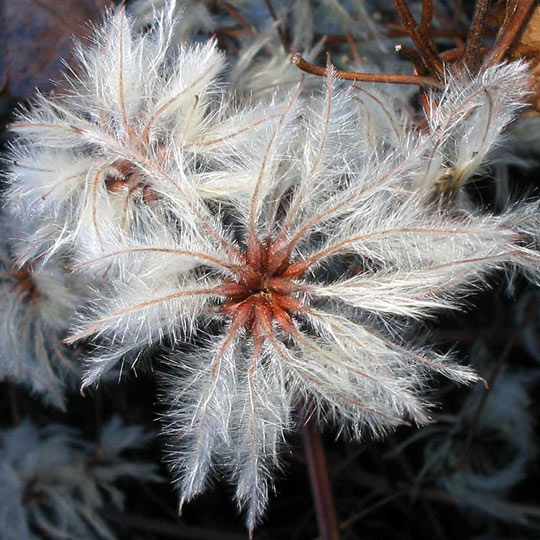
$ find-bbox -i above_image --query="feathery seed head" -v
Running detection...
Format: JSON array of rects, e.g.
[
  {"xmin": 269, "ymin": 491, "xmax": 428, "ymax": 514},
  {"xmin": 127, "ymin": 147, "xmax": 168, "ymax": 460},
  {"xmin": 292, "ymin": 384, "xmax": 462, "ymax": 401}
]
[
  {"xmin": 0, "ymin": 218, "xmax": 89, "ymax": 409},
  {"xmin": 0, "ymin": 418, "xmax": 160, "ymax": 540},
  {"xmin": 70, "ymin": 67, "xmax": 540, "ymax": 529},
  {"xmin": 417, "ymin": 61, "xmax": 532, "ymax": 209},
  {"xmin": 4, "ymin": 1, "xmax": 540, "ymax": 532},
  {"xmin": 65, "ymin": 60, "xmax": 540, "ymax": 530},
  {"xmin": 4, "ymin": 4, "xmax": 282, "ymax": 266}
]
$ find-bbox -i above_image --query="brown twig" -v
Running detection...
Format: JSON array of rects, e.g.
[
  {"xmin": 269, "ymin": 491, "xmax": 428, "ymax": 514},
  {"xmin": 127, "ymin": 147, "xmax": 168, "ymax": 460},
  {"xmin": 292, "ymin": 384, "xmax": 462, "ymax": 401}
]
[
  {"xmin": 421, "ymin": 0, "xmax": 434, "ymax": 34},
  {"xmin": 222, "ymin": 2, "xmax": 253, "ymax": 35},
  {"xmin": 263, "ymin": 0, "xmax": 289, "ymax": 52},
  {"xmin": 461, "ymin": 0, "xmax": 490, "ymax": 72},
  {"xmin": 441, "ymin": 46, "xmax": 487, "ymax": 63},
  {"xmin": 421, "ymin": 0, "xmax": 437, "ymax": 52},
  {"xmin": 395, "ymin": 44, "xmax": 426, "ymax": 69},
  {"xmin": 482, "ymin": 0, "xmax": 536, "ymax": 68},
  {"xmin": 345, "ymin": 33, "xmax": 362, "ymax": 64},
  {"xmin": 385, "ymin": 24, "xmax": 470, "ymax": 39},
  {"xmin": 391, "ymin": 0, "xmax": 445, "ymax": 78},
  {"xmin": 302, "ymin": 411, "xmax": 340, "ymax": 540},
  {"xmin": 292, "ymin": 54, "xmax": 443, "ymax": 87},
  {"xmin": 213, "ymin": 28, "xmax": 245, "ymax": 40},
  {"xmin": 395, "ymin": 42, "xmax": 434, "ymax": 115}
]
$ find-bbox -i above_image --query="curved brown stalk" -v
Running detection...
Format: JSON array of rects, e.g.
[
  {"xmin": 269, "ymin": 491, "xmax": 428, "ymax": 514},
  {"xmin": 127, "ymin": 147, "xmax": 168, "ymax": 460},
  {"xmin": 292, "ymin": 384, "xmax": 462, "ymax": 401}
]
[
  {"xmin": 292, "ymin": 54, "xmax": 442, "ymax": 88},
  {"xmin": 391, "ymin": 0, "xmax": 444, "ymax": 78},
  {"xmin": 302, "ymin": 407, "xmax": 340, "ymax": 540}
]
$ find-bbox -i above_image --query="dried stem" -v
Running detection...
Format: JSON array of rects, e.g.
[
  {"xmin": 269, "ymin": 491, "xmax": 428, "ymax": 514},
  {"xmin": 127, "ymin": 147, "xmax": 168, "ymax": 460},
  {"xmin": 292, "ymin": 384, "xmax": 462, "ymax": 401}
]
[
  {"xmin": 421, "ymin": 0, "xmax": 437, "ymax": 52},
  {"xmin": 302, "ymin": 411, "xmax": 340, "ymax": 540},
  {"xmin": 453, "ymin": 0, "xmax": 463, "ymax": 28},
  {"xmin": 263, "ymin": 0, "xmax": 289, "ymax": 52},
  {"xmin": 461, "ymin": 0, "xmax": 490, "ymax": 72},
  {"xmin": 421, "ymin": 0, "xmax": 434, "ymax": 34},
  {"xmin": 222, "ymin": 2, "xmax": 253, "ymax": 35},
  {"xmin": 345, "ymin": 33, "xmax": 362, "ymax": 64},
  {"xmin": 292, "ymin": 54, "xmax": 443, "ymax": 87},
  {"xmin": 391, "ymin": 0, "xmax": 444, "ymax": 78},
  {"xmin": 482, "ymin": 0, "xmax": 536, "ymax": 68},
  {"xmin": 395, "ymin": 44, "xmax": 425, "ymax": 68},
  {"xmin": 385, "ymin": 25, "xmax": 469, "ymax": 39}
]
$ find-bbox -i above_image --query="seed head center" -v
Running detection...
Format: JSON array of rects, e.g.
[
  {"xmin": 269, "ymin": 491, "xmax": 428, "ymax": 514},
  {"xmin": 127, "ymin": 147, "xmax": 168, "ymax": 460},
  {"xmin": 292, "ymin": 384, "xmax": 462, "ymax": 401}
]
[
  {"xmin": 218, "ymin": 236, "xmax": 306, "ymax": 337},
  {"xmin": 11, "ymin": 267, "xmax": 40, "ymax": 303},
  {"xmin": 104, "ymin": 160, "xmax": 158, "ymax": 205}
]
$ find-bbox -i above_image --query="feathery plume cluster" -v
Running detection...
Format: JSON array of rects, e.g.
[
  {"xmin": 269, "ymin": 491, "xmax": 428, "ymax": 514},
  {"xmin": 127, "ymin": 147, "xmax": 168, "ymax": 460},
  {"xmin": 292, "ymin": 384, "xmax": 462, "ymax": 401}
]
[
  {"xmin": 415, "ymin": 365, "xmax": 537, "ymax": 525},
  {"xmin": 129, "ymin": 0, "xmax": 383, "ymax": 100},
  {"xmin": 0, "ymin": 417, "xmax": 160, "ymax": 540},
  {"xmin": 0, "ymin": 218, "xmax": 86, "ymax": 409},
  {"xmin": 417, "ymin": 63, "xmax": 531, "ymax": 208},
  {"xmin": 129, "ymin": 0, "xmax": 215, "ymax": 41},
  {"xmin": 5, "ymin": 4, "xmax": 282, "ymax": 268},
  {"xmin": 3, "ymin": 1, "xmax": 540, "ymax": 534}
]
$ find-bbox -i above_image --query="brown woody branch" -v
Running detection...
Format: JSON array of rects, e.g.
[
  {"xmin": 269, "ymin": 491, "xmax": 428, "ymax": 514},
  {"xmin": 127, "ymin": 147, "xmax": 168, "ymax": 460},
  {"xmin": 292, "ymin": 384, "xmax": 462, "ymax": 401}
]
[
  {"xmin": 461, "ymin": 0, "xmax": 490, "ymax": 72},
  {"xmin": 482, "ymin": 0, "xmax": 536, "ymax": 68},
  {"xmin": 421, "ymin": 0, "xmax": 437, "ymax": 53},
  {"xmin": 391, "ymin": 0, "xmax": 445, "ymax": 78},
  {"xmin": 292, "ymin": 54, "xmax": 443, "ymax": 88},
  {"xmin": 263, "ymin": 0, "xmax": 289, "ymax": 52}
]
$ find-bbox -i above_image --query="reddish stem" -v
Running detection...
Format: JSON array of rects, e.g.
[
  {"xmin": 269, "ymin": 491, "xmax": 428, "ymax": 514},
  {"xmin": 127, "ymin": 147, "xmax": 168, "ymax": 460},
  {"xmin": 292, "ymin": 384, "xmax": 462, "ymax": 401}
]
[
  {"xmin": 421, "ymin": 0, "xmax": 437, "ymax": 53},
  {"xmin": 421, "ymin": 0, "xmax": 434, "ymax": 35},
  {"xmin": 461, "ymin": 0, "xmax": 490, "ymax": 72},
  {"xmin": 302, "ymin": 411, "xmax": 340, "ymax": 540},
  {"xmin": 391, "ymin": 0, "xmax": 445, "ymax": 78},
  {"xmin": 263, "ymin": 0, "xmax": 289, "ymax": 52},
  {"xmin": 395, "ymin": 43, "xmax": 426, "ymax": 68}
]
